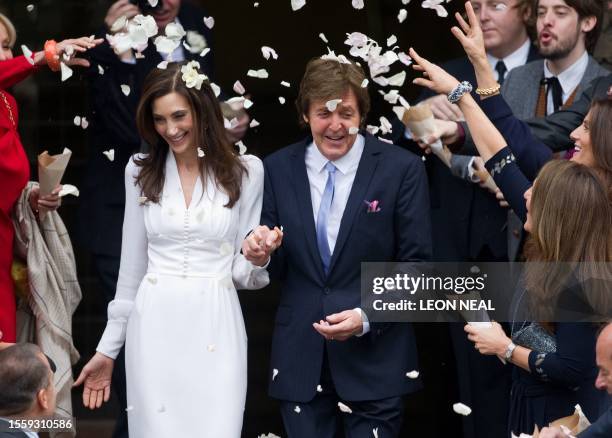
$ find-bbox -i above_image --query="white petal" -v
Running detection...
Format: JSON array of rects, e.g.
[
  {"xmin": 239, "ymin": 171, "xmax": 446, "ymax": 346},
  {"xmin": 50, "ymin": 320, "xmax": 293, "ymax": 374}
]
[
  {"xmin": 294, "ymin": 405, "xmax": 301, "ymax": 413},
  {"xmin": 325, "ymin": 99, "xmax": 342, "ymax": 112},
  {"xmin": 379, "ymin": 116, "xmax": 392, "ymax": 135},
  {"xmin": 26, "ymin": 4, "xmax": 35, "ymax": 12},
  {"xmin": 279, "ymin": 81, "xmax": 291, "ymax": 88},
  {"xmin": 361, "ymin": 78, "xmax": 369, "ymax": 88},
  {"xmin": 392, "ymin": 106, "xmax": 406, "ymax": 121},
  {"xmin": 197, "ymin": 147, "xmax": 205, "ymax": 158},
  {"xmin": 219, "ymin": 242, "xmax": 233, "ymax": 256},
  {"xmin": 207, "ymin": 344, "xmax": 215, "ymax": 351},
  {"xmin": 366, "ymin": 125, "xmax": 380, "ymax": 135},
  {"xmin": 98, "ymin": 64, "xmax": 105, "ymax": 75},
  {"xmin": 398, "ymin": 8, "xmax": 408, "ymax": 23},
  {"xmin": 81, "ymin": 117, "xmax": 89, "ymax": 129},
  {"xmin": 278, "ymin": 96, "xmax": 286, "ymax": 104},
  {"xmin": 157, "ymin": 60, "xmax": 168, "ymax": 69},
  {"xmin": 154, "ymin": 35, "xmax": 179, "ymax": 54},
  {"xmin": 319, "ymin": 33, "xmax": 328, "ymax": 43},
  {"xmin": 224, "ymin": 118, "xmax": 231, "ymax": 129},
  {"xmin": 402, "ymin": 0, "xmax": 411, "ymax": 3},
  {"xmin": 249, "ymin": 119, "xmax": 260, "ymax": 128},
  {"xmin": 210, "ymin": 82, "xmax": 221, "ymax": 97},
  {"xmin": 165, "ymin": 22, "xmax": 186, "ymax": 39},
  {"xmin": 272, "ymin": 369, "xmax": 279, "ymax": 380},
  {"xmin": 338, "ymin": 401, "xmax": 353, "ymax": 414},
  {"xmin": 406, "ymin": 370, "xmax": 420, "ymax": 379},
  {"xmin": 378, "ymin": 136, "xmax": 393, "ymax": 144},
  {"xmin": 316, "ymin": 384, "xmax": 322, "ymax": 392},
  {"xmin": 203, "ymin": 16, "xmax": 215, "ymax": 29},
  {"xmin": 373, "ymin": 427, "xmax": 379, "ymax": 438},
  {"xmin": 398, "ymin": 51, "xmax": 412, "ymax": 66},
  {"xmin": 73, "ymin": 116, "xmax": 81, "ymax": 126},
  {"xmin": 59, "ymin": 184, "xmax": 80, "ymax": 197},
  {"xmin": 399, "ymin": 95, "xmax": 411, "ymax": 109},
  {"xmin": 125, "ymin": 405, "xmax": 134, "ymax": 412},
  {"xmin": 349, "ymin": 126, "xmax": 359, "ymax": 135},
  {"xmin": 200, "ymin": 47, "xmax": 211, "ymax": 58},
  {"xmin": 261, "ymin": 46, "xmax": 279, "ymax": 60},
  {"xmin": 121, "ymin": 84, "xmax": 131, "ymax": 96},
  {"xmin": 435, "ymin": 4, "xmax": 449, "ymax": 17},
  {"xmin": 103, "ymin": 149, "xmax": 115, "ymax": 162},
  {"xmin": 148, "ymin": 0, "xmax": 159, "ymax": 6},
  {"xmin": 21, "ymin": 45, "xmax": 34, "ymax": 65},
  {"xmin": 387, "ymin": 34, "xmax": 397, "ymax": 47},
  {"xmin": 111, "ymin": 15, "xmax": 128, "ymax": 33},
  {"xmin": 233, "ymin": 80, "xmax": 246, "ymax": 95},
  {"xmin": 387, "ymin": 71, "xmax": 406, "ymax": 87},
  {"xmin": 384, "ymin": 89, "xmax": 400, "ymax": 104},
  {"xmin": 247, "ymin": 68, "xmax": 269, "ymax": 79},
  {"xmin": 291, "ymin": 0, "xmax": 306, "ymax": 11},
  {"xmin": 60, "ymin": 63, "xmax": 73, "ymax": 82},
  {"xmin": 453, "ymin": 402, "xmax": 472, "ymax": 416},
  {"xmin": 236, "ymin": 141, "xmax": 247, "ymax": 155},
  {"xmin": 254, "ymin": 2, "xmax": 260, "ymax": 7},
  {"xmin": 352, "ymin": 0, "xmax": 365, "ymax": 9},
  {"xmin": 243, "ymin": 98, "xmax": 254, "ymax": 109}
]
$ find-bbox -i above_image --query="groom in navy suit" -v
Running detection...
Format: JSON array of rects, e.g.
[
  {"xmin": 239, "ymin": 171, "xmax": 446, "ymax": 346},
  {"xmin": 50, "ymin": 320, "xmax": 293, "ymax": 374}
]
[{"xmin": 244, "ymin": 58, "xmax": 432, "ymax": 436}]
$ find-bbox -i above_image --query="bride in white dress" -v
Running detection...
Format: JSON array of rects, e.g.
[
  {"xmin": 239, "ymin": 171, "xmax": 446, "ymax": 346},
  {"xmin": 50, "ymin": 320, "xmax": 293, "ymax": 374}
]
[{"xmin": 75, "ymin": 61, "xmax": 281, "ymax": 437}]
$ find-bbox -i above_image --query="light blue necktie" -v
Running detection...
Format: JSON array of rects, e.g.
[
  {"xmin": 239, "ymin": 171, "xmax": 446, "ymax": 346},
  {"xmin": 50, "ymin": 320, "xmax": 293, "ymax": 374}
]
[{"xmin": 316, "ymin": 162, "xmax": 337, "ymax": 275}]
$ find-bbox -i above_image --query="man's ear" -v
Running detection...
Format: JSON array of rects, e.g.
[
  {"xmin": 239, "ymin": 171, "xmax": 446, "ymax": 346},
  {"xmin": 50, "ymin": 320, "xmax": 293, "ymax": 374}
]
[
  {"xmin": 581, "ymin": 16, "xmax": 597, "ymax": 33},
  {"xmin": 303, "ymin": 114, "xmax": 309, "ymax": 124},
  {"xmin": 37, "ymin": 388, "xmax": 49, "ymax": 410}
]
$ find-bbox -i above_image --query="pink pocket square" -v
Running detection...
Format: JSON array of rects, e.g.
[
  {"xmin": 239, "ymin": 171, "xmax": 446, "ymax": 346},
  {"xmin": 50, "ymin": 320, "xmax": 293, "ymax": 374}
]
[{"xmin": 364, "ymin": 199, "xmax": 381, "ymax": 213}]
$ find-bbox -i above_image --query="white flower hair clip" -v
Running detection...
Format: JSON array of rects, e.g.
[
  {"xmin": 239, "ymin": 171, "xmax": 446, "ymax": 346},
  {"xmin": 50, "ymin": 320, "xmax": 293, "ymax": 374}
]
[{"xmin": 180, "ymin": 60, "xmax": 208, "ymax": 90}]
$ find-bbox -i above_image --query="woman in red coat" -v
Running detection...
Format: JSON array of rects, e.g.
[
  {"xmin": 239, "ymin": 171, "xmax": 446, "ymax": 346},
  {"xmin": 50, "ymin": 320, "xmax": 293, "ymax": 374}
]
[{"xmin": 0, "ymin": 13, "xmax": 102, "ymax": 343}]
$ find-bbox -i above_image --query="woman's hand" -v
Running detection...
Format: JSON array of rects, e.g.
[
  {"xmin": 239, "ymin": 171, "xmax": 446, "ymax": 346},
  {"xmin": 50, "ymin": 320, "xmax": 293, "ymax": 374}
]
[
  {"xmin": 55, "ymin": 37, "xmax": 104, "ymax": 68},
  {"xmin": 410, "ymin": 47, "xmax": 461, "ymax": 96},
  {"xmin": 73, "ymin": 352, "xmax": 115, "ymax": 410},
  {"xmin": 242, "ymin": 225, "xmax": 284, "ymax": 267},
  {"xmin": 464, "ymin": 321, "xmax": 511, "ymax": 358},
  {"xmin": 451, "ymin": 2, "xmax": 488, "ymax": 66},
  {"xmin": 29, "ymin": 185, "xmax": 62, "ymax": 216}
]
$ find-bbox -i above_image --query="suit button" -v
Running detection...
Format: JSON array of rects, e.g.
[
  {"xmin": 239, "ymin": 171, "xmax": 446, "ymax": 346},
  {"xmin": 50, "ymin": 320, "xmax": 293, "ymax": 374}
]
[{"xmin": 324, "ymin": 287, "xmax": 331, "ymax": 294}]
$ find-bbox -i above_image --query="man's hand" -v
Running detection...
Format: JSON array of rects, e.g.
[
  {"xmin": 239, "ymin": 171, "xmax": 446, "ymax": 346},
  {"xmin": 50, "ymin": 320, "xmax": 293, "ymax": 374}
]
[
  {"xmin": 419, "ymin": 94, "xmax": 464, "ymax": 122},
  {"xmin": 226, "ymin": 109, "xmax": 250, "ymax": 144},
  {"xmin": 104, "ymin": 0, "xmax": 140, "ymax": 33},
  {"xmin": 313, "ymin": 310, "xmax": 363, "ymax": 341},
  {"xmin": 539, "ymin": 426, "xmax": 572, "ymax": 438},
  {"xmin": 241, "ymin": 225, "xmax": 283, "ymax": 267},
  {"xmin": 416, "ymin": 119, "xmax": 460, "ymax": 154}
]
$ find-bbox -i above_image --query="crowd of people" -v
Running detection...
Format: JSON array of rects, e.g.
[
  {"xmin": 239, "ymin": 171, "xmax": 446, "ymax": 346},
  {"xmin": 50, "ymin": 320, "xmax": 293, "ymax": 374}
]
[{"xmin": 0, "ymin": 0, "xmax": 610, "ymax": 437}]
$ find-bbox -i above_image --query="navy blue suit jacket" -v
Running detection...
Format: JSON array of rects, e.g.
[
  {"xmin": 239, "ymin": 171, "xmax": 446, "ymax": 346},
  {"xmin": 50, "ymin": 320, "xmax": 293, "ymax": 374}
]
[{"xmin": 262, "ymin": 134, "xmax": 432, "ymax": 402}]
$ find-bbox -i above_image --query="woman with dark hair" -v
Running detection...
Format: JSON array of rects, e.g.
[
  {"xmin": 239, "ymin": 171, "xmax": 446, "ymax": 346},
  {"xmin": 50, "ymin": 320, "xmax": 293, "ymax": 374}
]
[
  {"xmin": 75, "ymin": 61, "xmax": 281, "ymax": 436},
  {"xmin": 0, "ymin": 12, "xmax": 101, "ymax": 344}
]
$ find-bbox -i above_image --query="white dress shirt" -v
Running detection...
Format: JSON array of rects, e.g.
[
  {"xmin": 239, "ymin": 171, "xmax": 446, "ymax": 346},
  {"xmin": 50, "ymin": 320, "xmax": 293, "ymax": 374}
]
[
  {"xmin": 305, "ymin": 134, "xmax": 370, "ymax": 334},
  {"xmin": 487, "ymin": 38, "xmax": 532, "ymax": 81},
  {"xmin": 543, "ymin": 51, "xmax": 589, "ymax": 115}
]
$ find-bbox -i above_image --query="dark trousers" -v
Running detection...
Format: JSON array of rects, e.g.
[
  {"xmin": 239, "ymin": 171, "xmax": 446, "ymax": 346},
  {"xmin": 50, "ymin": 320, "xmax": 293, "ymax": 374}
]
[
  {"xmin": 93, "ymin": 254, "xmax": 129, "ymax": 438},
  {"xmin": 280, "ymin": 348, "xmax": 404, "ymax": 438}
]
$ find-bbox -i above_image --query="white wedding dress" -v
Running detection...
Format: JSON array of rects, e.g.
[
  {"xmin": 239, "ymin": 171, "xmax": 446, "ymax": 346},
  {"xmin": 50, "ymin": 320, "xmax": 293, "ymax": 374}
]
[{"xmin": 96, "ymin": 152, "xmax": 269, "ymax": 437}]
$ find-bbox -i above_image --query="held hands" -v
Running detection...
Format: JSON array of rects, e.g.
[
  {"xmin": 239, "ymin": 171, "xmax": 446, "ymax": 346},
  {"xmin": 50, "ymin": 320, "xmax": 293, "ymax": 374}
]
[
  {"xmin": 464, "ymin": 321, "xmax": 511, "ymax": 360},
  {"xmin": 313, "ymin": 310, "xmax": 363, "ymax": 341},
  {"xmin": 29, "ymin": 185, "xmax": 62, "ymax": 216},
  {"xmin": 241, "ymin": 225, "xmax": 284, "ymax": 267},
  {"xmin": 73, "ymin": 352, "xmax": 114, "ymax": 410},
  {"xmin": 410, "ymin": 47, "xmax": 460, "ymax": 96}
]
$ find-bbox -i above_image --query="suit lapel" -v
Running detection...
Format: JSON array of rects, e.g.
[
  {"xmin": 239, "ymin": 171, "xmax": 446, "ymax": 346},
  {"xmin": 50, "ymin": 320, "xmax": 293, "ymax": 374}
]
[
  {"xmin": 291, "ymin": 141, "xmax": 326, "ymax": 279},
  {"xmin": 328, "ymin": 136, "xmax": 382, "ymax": 275}
]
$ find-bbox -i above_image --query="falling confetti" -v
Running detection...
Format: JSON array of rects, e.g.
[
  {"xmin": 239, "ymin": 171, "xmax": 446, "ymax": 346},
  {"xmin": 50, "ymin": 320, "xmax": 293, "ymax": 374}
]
[
  {"xmin": 121, "ymin": 84, "xmax": 131, "ymax": 96},
  {"xmin": 203, "ymin": 16, "xmax": 215, "ymax": 29},
  {"xmin": 233, "ymin": 80, "xmax": 246, "ymax": 95},
  {"xmin": 103, "ymin": 149, "xmax": 115, "ymax": 162},
  {"xmin": 157, "ymin": 61, "xmax": 168, "ymax": 69},
  {"xmin": 278, "ymin": 96, "xmax": 286, "ymax": 104},
  {"xmin": 453, "ymin": 402, "xmax": 472, "ymax": 416},
  {"xmin": 387, "ymin": 34, "xmax": 397, "ymax": 47},
  {"xmin": 406, "ymin": 370, "xmax": 420, "ymax": 379},
  {"xmin": 361, "ymin": 78, "xmax": 369, "ymax": 88},
  {"xmin": 294, "ymin": 405, "xmax": 301, "ymax": 413},
  {"xmin": 291, "ymin": 0, "xmax": 306, "ymax": 11},
  {"xmin": 398, "ymin": 8, "xmax": 408, "ymax": 23},
  {"xmin": 261, "ymin": 46, "xmax": 279, "ymax": 60},
  {"xmin": 236, "ymin": 141, "xmax": 247, "ymax": 155},
  {"xmin": 325, "ymin": 99, "xmax": 342, "ymax": 111},
  {"xmin": 280, "ymin": 81, "xmax": 291, "ymax": 87},
  {"xmin": 59, "ymin": 184, "xmax": 80, "ymax": 197},
  {"xmin": 60, "ymin": 63, "xmax": 73, "ymax": 82},
  {"xmin": 197, "ymin": 147, "xmax": 205, "ymax": 157},
  {"xmin": 26, "ymin": 4, "xmax": 35, "ymax": 12},
  {"xmin": 319, "ymin": 33, "xmax": 329, "ymax": 43},
  {"xmin": 338, "ymin": 402, "xmax": 353, "ymax": 413},
  {"xmin": 352, "ymin": 0, "xmax": 365, "ymax": 9},
  {"xmin": 247, "ymin": 68, "xmax": 269, "ymax": 79},
  {"xmin": 316, "ymin": 384, "xmax": 323, "ymax": 392},
  {"xmin": 249, "ymin": 119, "xmax": 260, "ymax": 128},
  {"xmin": 272, "ymin": 369, "xmax": 279, "ymax": 380},
  {"xmin": 98, "ymin": 64, "xmax": 105, "ymax": 75}
]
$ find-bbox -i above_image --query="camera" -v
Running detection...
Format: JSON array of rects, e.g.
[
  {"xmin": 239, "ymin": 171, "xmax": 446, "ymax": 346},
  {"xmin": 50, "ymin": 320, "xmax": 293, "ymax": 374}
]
[{"xmin": 129, "ymin": 0, "xmax": 164, "ymax": 14}]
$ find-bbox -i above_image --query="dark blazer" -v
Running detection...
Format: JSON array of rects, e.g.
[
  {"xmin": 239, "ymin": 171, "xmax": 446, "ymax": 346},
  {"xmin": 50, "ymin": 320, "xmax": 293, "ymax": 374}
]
[
  {"xmin": 0, "ymin": 418, "xmax": 30, "ymax": 437},
  {"xmin": 262, "ymin": 134, "xmax": 432, "ymax": 402},
  {"xmin": 579, "ymin": 406, "xmax": 612, "ymax": 438},
  {"xmin": 77, "ymin": 2, "xmax": 214, "ymax": 257}
]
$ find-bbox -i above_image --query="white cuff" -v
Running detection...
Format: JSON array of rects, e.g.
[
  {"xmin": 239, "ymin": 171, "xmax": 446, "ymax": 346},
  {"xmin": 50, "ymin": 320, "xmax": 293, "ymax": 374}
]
[{"xmin": 353, "ymin": 308, "xmax": 370, "ymax": 336}]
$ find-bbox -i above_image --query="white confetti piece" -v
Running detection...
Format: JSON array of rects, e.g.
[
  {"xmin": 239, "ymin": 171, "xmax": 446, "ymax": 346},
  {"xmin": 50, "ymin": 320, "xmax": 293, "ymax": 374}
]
[
  {"xmin": 210, "ymin": 82, "xmax": 221, "ymax": 97},
  {"xmin": 398, "ymin": 8, "xmax": 408, "ymax": 23},
  {"xmin": 233, "ymin": 80, "xmax": 246, "ymax": 95},
  {"xmin": 406, "ymin": 370, "xmax": 419, "ymax": 379},
  {"xmin": 81, "ymin": 117, "xmax": 89, "ymax": 129},
  {"xmin": 388, "ymin": 71, "xmax": 406, "ymax": 87},
  {"xmin": 373, "ymin": 428, "xmax": 379, "ymax": 438},
  {"xmin": 278, "ymin": 96, "xmax": 286, "ymax": 104},
  {"xmin": 294, "ymin": 405, "xmax": 301, "ymax": 413},
  {"xmin": 338, "ymin": 401, "xmax": 353, "ymax": 413},
  {"xmin": 121, "ymin": 84, "xmax": 131, "ymax": 96},
  {"xmin": 319, "ymin": 33, "xmax": 328, "ymax": 43},
  {"xmin": 398, "ymin": 52, "xmax": 412, "ymax": 66},
  {"xmin": 111, "ymin": 15, "xmax": 128, "ymax": 33},
  {"xmin": 422, "ymin": 0, "xmax": 449, "ymax": 17},
  {"xmin": 361, "ymin": 78, "xmax": 369, "ymax": 88},
  {"xmin": 196, "ymin": 47, "xmax": 209, "ymax": 58},
  {"xmin": 379, "ymin": 116, "xmax": 392, "ymax": 135},
  {"xmin": 148, "ymin": 0, "xmax": 159, "ymax": 6},
  {"xmin": 247, "ymin": 68, "xmax": 269, "ymax": 79},
  {"xmin": 26, "ymin": 4, "xmax": 35, "ymax": 12},
  {"xmin": 197, "ymin": 147, "xmax": 205, "ymax": 158},
  {"xmin": 378, "ymin": 136, "xmax": 393, "ymax": 144},
  {"xmin": 402, "ymin": 0, "xmax": 411, "ymax": 3},
  {"xmin": 280, "ymin": 80, "xmax": 291, "ymax": 87},
  {"xmin": 254, "ymin": 2, "xmax": 260, "ymax": 6},
  {"xmin": 21, "ymin": 45, "xmax": 34, "ymax": 65},
  {"xmin": 60, "ymin": 63, "xmax": 73, "ymax": 82},
  {"xmin": 138, "ymin": 196, "xmax": 148, "ymax": 205},
  {"xmin": 73, "ymin": 116, "xmax": 81, "ymax": 126},
  {"xmin": 352, "ymin": 0, "xmax": 365, "ymax": 9},
  {"xmin": 316, "ymin": 384, "xmax": 322, "ymax": 392},
  {"xmin": 349, "ymin": 126, "xmax": 359, "ymax": 135},
  {"xmin": 291, "ymin": 0, "xmax": 306, "ymax": 11},
  {"xmin": 383, "ymin": 89, "xmax": 400, "ymax": 104},
  {"xmin": 249, "ymin": 119, "xmax": 260, "ymax": 128},
  {"xmin": 236, "ymin": 141, "xmax": 247, "ymax": 155},
  {"xmin": 207, "ymin": 344, "xmax": 215, "ymax": 352},
  {"xmin": 98, "ymin": 64, "xmax": 105, "ymax": 75},
  {"xmin": 387, "ymin": 34, "xmax": 397, "ymax": 47},
  {"xmin": 261, "ymin": 46, "xmax": 279, "ymax": 60},
  {"xmin": 392, "ymin": 106, "xmax": 406, "ymax": 121},
  {"xmin": 272, "ymin": 369, "xmax": 279, "ymax": 380},
  {"xmin": 453, "ymin": 402, "xmax": 472, "ymax": 416},
  {"xmin": 203, "ymin": 16, "xmax": 215, "ymax": 29},
  {"xmin": 244, "ymin": 98, "xmax": 254, "ymax": 109},
  {"xmin": 153, "ymin": 35, "xmax": 179, "ymax": 55},
  {"xmin": 325, "ymin": 99, "xmax": 342, "ymax": 112},
  {"xmin": 366, "ymin": 125, "xmax": 380, "ymax": 135},
  {"xmin": 157, "ymin": 60, "xmax": 168, "ymax": 69},
  {"xmin": 59, "ymin": 184, "xmax": 79, "ymax": 197},
  {"xmin": 219, "ymin": 242, "xmax": 233, "ymax": 256},
  {"xmin": 103, "ymin": 149, "xmax": 115, "ymax": 162}
]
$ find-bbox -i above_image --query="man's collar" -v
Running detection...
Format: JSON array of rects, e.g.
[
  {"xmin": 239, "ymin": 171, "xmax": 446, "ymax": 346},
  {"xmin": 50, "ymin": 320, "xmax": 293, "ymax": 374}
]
[
  {"xmin": 308, "ymin": 134, "xmax": 365, "ymax": 174},
  {"xmin": 487, "ymin": 38, "xmax": 531, "ymax": 72}
]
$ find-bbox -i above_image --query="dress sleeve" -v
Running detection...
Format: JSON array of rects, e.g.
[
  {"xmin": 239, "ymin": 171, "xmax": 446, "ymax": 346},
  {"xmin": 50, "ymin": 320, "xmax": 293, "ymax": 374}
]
[
  {"xmin": 0, "ymin": 56, "xmax": 39, "ymax": 90},
  {"xmin": 485, "ymin": 147, "xmax": 532, "ymax": 222},
  {"xmin": 96, "ymin": 156, "xmax": 149, "ymax": 359},
  {"xmin": 231, "ymin": 154, "xmax": 270, "ymax": 290},
  {"xmin": 527, "ymin": 323, "xmax": 597, "ymax": 389}
]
